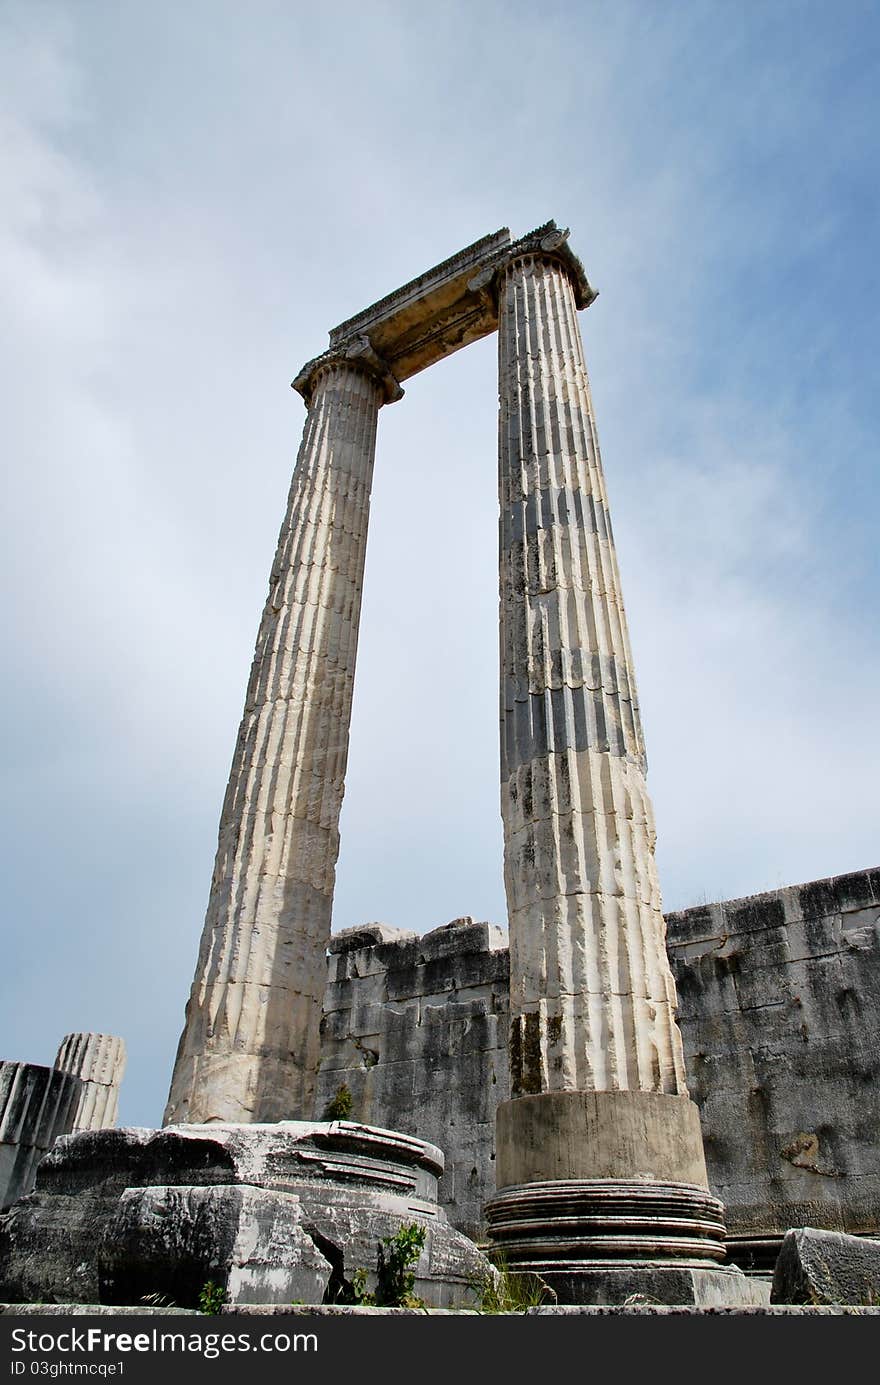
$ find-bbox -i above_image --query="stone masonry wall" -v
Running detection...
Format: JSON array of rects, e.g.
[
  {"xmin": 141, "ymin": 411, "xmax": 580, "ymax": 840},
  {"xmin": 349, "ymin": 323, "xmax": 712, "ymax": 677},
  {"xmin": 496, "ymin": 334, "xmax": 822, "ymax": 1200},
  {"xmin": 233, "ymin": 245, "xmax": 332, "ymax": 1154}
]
[
  {"xmin": 317, "ymin": 920, "xmax": 509, "ymax": 1240},
  {"xmin": 318, "ymin": 868, "xmax": 880, "ymax": 1253},
  {"xmin": 666, "ymin": 867, "xmax": 880, "ymax": 1267}
]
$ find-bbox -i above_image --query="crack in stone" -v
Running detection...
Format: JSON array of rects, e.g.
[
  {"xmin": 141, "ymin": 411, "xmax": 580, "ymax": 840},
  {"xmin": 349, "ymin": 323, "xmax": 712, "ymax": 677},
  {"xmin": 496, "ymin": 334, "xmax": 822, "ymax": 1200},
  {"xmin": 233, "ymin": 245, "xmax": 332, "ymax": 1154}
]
[{"xmin": 303, "ymin": 1225, "xmax": 354, "ymax": 1304}]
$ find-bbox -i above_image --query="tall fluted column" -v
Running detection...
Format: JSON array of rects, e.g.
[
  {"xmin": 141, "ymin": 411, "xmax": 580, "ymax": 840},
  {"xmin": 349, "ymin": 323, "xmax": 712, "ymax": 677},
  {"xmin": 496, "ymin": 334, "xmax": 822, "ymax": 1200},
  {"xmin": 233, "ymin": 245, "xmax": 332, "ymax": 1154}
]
[
  {"xmin": 486, "ymin": 232, "xmax": 733, "ymax": 1301},
  {"xmin": 165, "ymin": 340, "xmax": 397, "ymax": 1125},
  {"xmin": 498, "ymin": 248, "xmax": 688, "ymax": 1101}
]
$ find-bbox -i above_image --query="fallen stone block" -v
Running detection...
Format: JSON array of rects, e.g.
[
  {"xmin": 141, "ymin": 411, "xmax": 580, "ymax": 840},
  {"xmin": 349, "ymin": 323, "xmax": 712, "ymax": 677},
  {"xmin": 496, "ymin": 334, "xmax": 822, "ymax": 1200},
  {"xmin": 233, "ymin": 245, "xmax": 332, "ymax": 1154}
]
[{"xmin": 771, "ymin": 1227, "xmax": 880, "ymax": 1304}]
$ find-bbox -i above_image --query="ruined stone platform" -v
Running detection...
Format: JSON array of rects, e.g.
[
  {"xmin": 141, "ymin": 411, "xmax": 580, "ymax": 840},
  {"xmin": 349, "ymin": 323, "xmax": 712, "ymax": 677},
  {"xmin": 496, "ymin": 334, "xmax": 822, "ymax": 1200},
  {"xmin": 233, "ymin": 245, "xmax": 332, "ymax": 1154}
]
[{"xmin": 0, "ymin": 1121, "xmax": 489, "ymax": 1310}]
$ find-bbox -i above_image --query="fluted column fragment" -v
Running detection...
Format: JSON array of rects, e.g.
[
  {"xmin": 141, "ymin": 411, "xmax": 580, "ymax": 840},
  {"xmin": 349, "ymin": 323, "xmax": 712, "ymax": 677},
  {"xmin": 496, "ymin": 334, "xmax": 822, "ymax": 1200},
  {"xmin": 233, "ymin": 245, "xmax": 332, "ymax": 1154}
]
[
  {"xmin": 0, "ymin": 1062, "xmax": 81, "ymax": 1210},
  {"xmin": 54, "ymin": 1033, "xmax": 126, "ymax": 1131},
  {"xmin": 497, "ymin": 249, "xmax": 688, "ymax": 1099},
  {"xmin": 165, "ymin": 344, "xmax": 392, "ymax": 1125}
]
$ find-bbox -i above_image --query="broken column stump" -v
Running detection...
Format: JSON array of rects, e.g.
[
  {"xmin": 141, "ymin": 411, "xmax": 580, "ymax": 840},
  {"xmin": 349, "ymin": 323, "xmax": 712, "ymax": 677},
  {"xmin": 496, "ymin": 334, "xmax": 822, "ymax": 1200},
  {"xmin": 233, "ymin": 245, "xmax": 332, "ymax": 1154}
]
[{"xmin": 0, "ymin": 1121, "xmax": 489, "ymax": 1309}]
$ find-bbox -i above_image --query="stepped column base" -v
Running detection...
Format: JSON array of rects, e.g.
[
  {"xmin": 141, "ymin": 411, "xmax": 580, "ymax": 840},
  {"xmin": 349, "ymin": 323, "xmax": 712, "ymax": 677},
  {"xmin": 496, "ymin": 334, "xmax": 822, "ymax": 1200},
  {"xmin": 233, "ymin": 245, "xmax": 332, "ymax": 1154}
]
[{"xmin": 486, "ymin": 1091, "xmax": 768, "ymax": 1306}]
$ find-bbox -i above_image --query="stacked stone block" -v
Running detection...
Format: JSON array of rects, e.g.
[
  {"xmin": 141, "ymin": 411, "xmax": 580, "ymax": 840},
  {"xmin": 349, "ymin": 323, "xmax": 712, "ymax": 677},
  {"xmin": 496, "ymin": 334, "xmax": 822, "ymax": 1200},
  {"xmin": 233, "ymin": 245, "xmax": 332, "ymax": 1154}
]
[{"xmin": 667, "ymin": 867, "xmax": 880, "ymax": 1270}]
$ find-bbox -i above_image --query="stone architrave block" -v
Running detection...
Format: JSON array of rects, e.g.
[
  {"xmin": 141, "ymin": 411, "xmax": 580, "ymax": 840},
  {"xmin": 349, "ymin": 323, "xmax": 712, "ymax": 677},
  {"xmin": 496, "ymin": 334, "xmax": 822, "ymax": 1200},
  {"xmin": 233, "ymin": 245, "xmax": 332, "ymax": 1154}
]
[{"xmin": 771, "ymin": 1227, "xmax": 880, "ymax": 1305}]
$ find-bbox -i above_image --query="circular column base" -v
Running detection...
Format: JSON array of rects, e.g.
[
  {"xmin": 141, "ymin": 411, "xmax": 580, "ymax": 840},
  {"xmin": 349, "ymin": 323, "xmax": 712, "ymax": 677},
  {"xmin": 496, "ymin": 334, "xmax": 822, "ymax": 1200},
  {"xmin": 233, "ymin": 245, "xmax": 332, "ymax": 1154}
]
[
  {"xmin": 484, "ymin": 1178, "xmax": 770, "ymax": 1305},
  {"xmin": 486, "ymin": 1177, "xmax": 727, "ymax": 1267}
]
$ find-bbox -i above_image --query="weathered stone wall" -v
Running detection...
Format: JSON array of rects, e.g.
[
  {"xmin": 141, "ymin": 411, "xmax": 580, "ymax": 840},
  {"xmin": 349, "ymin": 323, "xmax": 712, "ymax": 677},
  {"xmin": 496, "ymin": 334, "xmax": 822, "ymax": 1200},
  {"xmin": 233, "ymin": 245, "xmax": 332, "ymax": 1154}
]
[
  {"xmin": 666, "ymin": 868, "xmax": 880, "ymax": 1268},
  {"xmin": 318, "ymin": 868, "xmax": 880, "ymax": 1255},
  {"xmin": 317, "ymin": 920, "xmax": 509, "ymax": 1240}
]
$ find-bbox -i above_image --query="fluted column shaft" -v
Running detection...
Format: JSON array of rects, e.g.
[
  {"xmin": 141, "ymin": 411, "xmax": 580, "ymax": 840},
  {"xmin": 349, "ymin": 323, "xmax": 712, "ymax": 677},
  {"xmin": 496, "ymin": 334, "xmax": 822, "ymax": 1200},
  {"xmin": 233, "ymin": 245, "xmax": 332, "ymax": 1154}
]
[
  {"xmin": 165, "ymin": 359, "xmax": 383, "ymax": 1124},
  {"xmin": 498, "ymin": 253, "xmax": 688, "ymax": 1099},
  {"xmin": 54, "ymin": 1033, "xmax": 126, "ymax": 1130}
]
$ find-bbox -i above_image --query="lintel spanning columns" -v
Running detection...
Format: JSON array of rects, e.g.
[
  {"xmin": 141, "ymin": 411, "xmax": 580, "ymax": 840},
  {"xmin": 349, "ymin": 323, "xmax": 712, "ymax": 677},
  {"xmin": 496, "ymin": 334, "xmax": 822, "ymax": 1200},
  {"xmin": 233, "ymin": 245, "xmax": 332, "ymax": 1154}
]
[
  {"xmin": 165, "ymin": 221, "xmax": 690, "ymax": 1147},
  {"xmin": 165, "ymin": 222, "xmax": 597, "ymax": 1128},
  {"xmin": 324, "ymin": 223, "xmax": 595, "ymax": 383},
  {"xmin": 165, "ymin": 340, "xmax": 395, "ymax": 1126}
]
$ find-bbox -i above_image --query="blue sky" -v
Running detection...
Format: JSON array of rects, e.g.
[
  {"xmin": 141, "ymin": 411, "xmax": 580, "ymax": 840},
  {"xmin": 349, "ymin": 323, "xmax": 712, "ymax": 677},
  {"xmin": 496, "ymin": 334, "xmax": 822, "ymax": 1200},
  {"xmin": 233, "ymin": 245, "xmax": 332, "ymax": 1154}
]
[{"xmin": 2, "ymin": 0, "xmax": 878, "ymax": 1126}]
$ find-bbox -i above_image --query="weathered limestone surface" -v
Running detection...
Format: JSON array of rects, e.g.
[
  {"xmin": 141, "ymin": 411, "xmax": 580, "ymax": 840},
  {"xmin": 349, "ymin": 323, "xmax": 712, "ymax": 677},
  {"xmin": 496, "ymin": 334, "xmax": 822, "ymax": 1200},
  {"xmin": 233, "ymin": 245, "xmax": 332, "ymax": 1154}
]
[
  {"xmin": 54, "ymin": 1033, "xmax": 126, "ymax": 1132},
  {"xmin": 494, "ymin": 1090, "xmax": 708, "ymax": 1188},
  {"xmin": 165, "ymin": 222, "xmax": 598, "ymax": 1132},
  {"xmin": 0, "ymin": 1128, "xmax": 172, "ymax": 1305},
  {"xmin": 317, "ymin": 919, "xmax": 508, "ymax": 1240},
  {"xmin": 100, "ymin": 1185, "xmax": 332, "ymax": 1308},
  {"xmin": 484, "ymin": 1176, "xmax": 731, "ymax": 1284},
  {"xmin": 667, "ymin": 868, "xmax": 880, "ymax": 1269},
  {"xmin": 316, "ymin": 867, "xmax": 880, "ymax": 1255},
  {"xmin": 0, "ymin": 1122, "xmax": 489, "ymax": 1308},
  {"xmin": 495, "ymin": 238, "xmax": 687, "ymax": 1099},
  {"xmin": 0, "ymin": 1064, "xmax": 81, "ymax": 1211},
  {"xmin": 771, "ymin": 1227, "xmax": 880, "ymax": 1305},
  {"xmin": 327, "ymin": 228, "xmax": 511, "ymax": 381},
  {"xmin": 165, "ymin": 349, "xmax": 390, "ymax": 1126}
]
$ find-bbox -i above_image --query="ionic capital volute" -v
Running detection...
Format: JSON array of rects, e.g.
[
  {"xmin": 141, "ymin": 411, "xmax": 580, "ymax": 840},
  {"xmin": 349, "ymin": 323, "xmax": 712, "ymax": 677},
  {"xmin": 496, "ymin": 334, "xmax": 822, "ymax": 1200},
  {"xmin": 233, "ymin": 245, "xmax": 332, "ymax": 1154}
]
[
  {"xmin": 466, "ymin": 222, "xmax": 598, "ymax": 313},
  {"xmin": 291, "ymin": 334, "xmax": 404, "ymax": 408}
]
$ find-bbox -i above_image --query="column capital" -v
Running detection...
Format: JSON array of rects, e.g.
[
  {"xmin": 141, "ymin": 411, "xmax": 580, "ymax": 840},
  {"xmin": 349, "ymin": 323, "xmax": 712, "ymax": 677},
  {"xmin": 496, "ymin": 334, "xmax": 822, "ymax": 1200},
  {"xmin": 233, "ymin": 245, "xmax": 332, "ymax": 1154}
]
[
  {"xmin": 291, "ymin": 334, "xmax": 404, "ymax": 408},
  {"xmin": 467, "ymin": 221, "xmax": 598, "ymax": 313}
]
